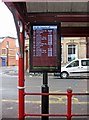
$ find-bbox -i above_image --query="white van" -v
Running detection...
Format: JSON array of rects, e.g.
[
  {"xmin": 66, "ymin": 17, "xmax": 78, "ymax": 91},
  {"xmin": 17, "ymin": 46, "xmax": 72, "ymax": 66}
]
[{"xmin": 60, "ymin": 58, "xmax": 89, "ymax": 78}]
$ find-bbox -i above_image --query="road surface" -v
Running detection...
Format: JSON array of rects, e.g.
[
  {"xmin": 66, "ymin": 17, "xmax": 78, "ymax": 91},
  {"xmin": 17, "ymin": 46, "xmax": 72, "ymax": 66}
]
[{"xmin": 0, "ymin": 66, "xmax": 89, "ymax": 119}]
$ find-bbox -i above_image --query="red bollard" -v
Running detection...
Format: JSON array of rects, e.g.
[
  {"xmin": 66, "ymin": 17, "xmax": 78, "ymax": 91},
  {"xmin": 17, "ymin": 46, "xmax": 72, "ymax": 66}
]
[{"xmin": 67, "ymin": 89, "xmax": 72, "ymax": 120}]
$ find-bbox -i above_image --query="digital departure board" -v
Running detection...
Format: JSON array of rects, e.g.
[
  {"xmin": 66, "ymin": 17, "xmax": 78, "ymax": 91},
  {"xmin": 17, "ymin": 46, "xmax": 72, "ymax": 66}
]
[{"xmin": 30, "ymin": 23, "xmax": 61, "ymax": 72}]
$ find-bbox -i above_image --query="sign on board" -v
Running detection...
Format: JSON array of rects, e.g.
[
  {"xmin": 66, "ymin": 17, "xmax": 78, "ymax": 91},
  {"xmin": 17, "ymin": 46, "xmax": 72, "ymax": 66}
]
[{"xmin": 30, "ymin": 23, "xmax": 61, "ymax": 72}]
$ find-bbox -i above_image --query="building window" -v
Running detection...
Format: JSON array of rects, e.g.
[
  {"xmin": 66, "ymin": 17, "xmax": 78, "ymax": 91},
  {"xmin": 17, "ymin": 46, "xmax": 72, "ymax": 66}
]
[
  {"xmin": 67, "ymin": 44, "xmax": 77, "ymax": 62},
  {"xmin": 2, "ymin": 48, "xmax": 6, "ymax": 55}
]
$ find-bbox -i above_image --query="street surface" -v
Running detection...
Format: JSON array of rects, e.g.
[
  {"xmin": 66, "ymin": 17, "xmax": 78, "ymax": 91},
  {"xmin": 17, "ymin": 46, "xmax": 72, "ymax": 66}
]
[{"xmin": 0, "ymin": 66, "xmax": 89, "ymax": 119}]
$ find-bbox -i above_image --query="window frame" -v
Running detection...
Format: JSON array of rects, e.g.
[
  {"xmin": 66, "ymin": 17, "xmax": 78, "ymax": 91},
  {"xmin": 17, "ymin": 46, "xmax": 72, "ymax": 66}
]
[
  {"xmin": 2, "ymin": 48, "xmax": 6, "ymax": 55},
  {"xmin": 67, "ymin": 44, "xmax": 77, "ymax": 62}
]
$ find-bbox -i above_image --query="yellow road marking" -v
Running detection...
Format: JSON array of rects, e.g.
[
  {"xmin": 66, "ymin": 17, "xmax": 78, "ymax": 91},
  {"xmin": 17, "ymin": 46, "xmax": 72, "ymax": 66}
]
[
  {"xmin": 1, "ymin": 99, "xmax": 89, "ymax": 105},
  {"xmin": 1, "ymin": 90, "xmax": 89, "ymax": 105}
]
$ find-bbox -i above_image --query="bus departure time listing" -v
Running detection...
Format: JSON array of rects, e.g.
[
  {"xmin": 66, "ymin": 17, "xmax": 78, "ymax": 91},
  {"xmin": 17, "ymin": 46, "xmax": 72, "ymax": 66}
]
[{"xmin": 32, "ymin": 25, "xmax": 58, "ymax": 67}]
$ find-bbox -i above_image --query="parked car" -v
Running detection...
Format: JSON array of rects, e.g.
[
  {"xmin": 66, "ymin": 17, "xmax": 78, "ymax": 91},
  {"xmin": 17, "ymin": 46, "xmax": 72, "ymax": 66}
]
[{"xmin": 54, "ymin": 58, "xmax": 89, "ymax": 78}]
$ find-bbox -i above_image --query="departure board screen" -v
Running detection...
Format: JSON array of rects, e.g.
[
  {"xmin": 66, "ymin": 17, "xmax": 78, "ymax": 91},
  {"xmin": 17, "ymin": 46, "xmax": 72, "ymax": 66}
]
[{"xmin": 30, "ymin": 23, "xmax": 61, "ymax": 72}]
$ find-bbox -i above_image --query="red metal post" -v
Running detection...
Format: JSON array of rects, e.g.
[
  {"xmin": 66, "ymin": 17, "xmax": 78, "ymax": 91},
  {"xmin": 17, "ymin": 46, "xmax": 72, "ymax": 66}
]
[
  {"xmin": 18, "ymin": 21, "xmax": 25, "ymax": 120},
  {"xmin": 67, "ymin": 89, "xmax": 72, "ymax": 120}
]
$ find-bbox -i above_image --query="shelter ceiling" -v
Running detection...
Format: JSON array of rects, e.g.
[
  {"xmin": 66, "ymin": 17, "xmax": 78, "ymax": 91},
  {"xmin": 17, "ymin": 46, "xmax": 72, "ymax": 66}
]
[
  {"xmin": 5, "ymin": 2, "xmax": 89, "ymax": 36},
  {"xmin": 26, "ymin": 2, "xmax": 88, "ymax": 13}
]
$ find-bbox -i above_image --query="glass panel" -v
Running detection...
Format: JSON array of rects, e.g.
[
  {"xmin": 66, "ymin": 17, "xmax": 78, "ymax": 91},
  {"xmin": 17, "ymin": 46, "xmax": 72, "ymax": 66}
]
[
  {"xmin": 68, "ymin": 44, "xmax": 76, "ymax": 62},
  {"xmin": 67, "ymin": 60, "xmax": 79, "ymax": 68},
  {"xmin": 81, "ymin": 60, "xmax": 87, "ymax": 66},
  {"xmin": 68, "ymin": 48, "xmax": 72, "ymax": 54},
  {"xmin": 81, "ymin": 60, "xmax": 89, "ymax": 66},
  {"xmin": 73, "ymin": 48, "xmax": 75, "ymax": 54}
]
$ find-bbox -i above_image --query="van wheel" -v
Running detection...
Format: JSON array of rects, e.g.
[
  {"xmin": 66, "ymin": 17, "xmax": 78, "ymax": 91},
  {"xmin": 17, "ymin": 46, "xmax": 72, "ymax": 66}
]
[{"xmin": 60, "ymin": 72, "xmax": 69, "ymax": 79}]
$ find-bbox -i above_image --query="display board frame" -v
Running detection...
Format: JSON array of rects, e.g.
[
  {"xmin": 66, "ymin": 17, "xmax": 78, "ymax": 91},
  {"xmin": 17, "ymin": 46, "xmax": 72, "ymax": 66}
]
[{"xmin": 29, "ymin": 23, "xmax": 61, "ymax": 72}]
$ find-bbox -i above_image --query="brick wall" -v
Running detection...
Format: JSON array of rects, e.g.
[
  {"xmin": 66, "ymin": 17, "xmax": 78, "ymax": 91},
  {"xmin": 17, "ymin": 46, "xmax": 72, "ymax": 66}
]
[{"xmin": 0, "ymin": 37, "xmax": 19, "ymax": 66}]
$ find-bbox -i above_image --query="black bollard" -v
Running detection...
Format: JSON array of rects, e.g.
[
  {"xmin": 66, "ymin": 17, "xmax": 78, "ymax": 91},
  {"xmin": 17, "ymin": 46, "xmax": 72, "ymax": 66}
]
[{"xmin": 41, "ymin": 72, "xmax": 49, "ymax": 120}]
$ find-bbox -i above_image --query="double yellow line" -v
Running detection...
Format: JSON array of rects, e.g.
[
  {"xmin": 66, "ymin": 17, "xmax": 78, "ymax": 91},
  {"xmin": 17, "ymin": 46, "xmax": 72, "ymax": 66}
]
[{"xmin": 1, "ymin": 98, "xmax": 89, "ymax": 105}]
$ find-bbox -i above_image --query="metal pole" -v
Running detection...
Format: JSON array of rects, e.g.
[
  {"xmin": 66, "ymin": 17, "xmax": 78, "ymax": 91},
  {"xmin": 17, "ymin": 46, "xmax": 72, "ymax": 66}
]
[
  {"xmin": 41, "ymin": 72, "xmax": 49, "ymax": 120},
  {"xmin": 6, "ymin": 47, "xmax": 8, "ymax": 66},
  {"xmin": 6, "ymin": 41, "xmax": 9, "ymax": 66},
  {"xmin": 18, "ymin": 22, "xmax": 25, "ymax": 120},
  {"xmin": 67, "ymin": 89, "xmax": 72, "ymax": 120}
]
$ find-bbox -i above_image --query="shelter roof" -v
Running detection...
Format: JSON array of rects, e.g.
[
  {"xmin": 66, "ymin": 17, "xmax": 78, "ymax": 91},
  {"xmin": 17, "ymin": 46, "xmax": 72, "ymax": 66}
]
[{"xmin": 5, "ymin": 2, "xmax": 89, "ymax": 36}]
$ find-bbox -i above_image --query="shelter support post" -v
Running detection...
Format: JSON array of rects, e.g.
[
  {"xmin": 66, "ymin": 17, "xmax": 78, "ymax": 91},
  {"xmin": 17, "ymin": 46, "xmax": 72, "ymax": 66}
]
[{"xmin": 18, "ymin": 22, "xmax": 25, "ymax": 120}]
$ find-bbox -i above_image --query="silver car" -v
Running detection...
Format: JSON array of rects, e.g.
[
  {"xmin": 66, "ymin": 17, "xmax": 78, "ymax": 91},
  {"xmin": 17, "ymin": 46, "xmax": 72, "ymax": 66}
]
[{"xmin": 55, "ymin": 58, "xmax": 89, "ymax": 78}]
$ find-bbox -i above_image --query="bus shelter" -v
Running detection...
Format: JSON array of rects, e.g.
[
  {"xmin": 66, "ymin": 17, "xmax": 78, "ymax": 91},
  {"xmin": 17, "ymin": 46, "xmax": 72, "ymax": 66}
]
[{"xmin": 4, "ymin": 1, "xmax": 89, "ymax": 120}]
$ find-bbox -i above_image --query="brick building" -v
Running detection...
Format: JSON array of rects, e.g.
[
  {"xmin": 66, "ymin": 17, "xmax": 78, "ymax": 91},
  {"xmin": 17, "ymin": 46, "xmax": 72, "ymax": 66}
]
[{"xmin": 0, "ymin": 37, "xmax": 19, "ymax": 66}]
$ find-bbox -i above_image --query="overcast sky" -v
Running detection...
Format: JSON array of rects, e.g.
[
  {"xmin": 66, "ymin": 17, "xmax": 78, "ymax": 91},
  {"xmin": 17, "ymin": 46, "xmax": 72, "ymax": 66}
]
[{"xmin": 0, "ymin": 2, "xmax": 17, "ymax": 38}]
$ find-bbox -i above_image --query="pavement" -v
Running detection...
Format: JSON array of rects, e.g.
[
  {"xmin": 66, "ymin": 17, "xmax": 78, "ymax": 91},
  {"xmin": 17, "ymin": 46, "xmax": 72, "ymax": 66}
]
[
  {"xmin": 1, "ymin": 66, "xmax": 89, "ymax": 79},
  {"xmin": 1, "ymin": 66, "xmax": 53, "ymax": 77},
  {"xmin": 1, "ymin": 66, "xmax": 18, "ymax": 76},
  {"xmin": 1, "ymin": 66, "xmax": 39, "ymax": 77},
  {"xmin": 1, "ymin": 66, "xmax": 89, "ymax": 120}
]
